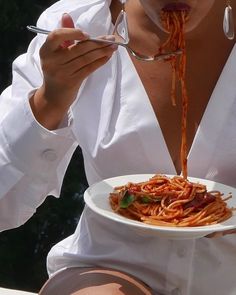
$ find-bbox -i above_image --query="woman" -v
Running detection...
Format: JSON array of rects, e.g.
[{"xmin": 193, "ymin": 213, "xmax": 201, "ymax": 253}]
[{"xmin": 0, "ymin": 0, "xmax": 236, "ymax": 294}]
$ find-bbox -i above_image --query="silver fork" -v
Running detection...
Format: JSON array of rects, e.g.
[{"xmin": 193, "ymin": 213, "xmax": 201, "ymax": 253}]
[{"xmin": 26, "ymin": 25, "xmax": 182, "ymax": 62}]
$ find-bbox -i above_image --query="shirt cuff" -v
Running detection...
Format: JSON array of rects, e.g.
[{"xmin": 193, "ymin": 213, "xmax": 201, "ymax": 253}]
[{"xmin": 0, "ymin": 96, "xmax": 77, "ymax": 175}]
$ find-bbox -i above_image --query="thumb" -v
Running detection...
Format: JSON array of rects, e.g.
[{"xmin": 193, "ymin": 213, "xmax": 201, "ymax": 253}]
[
  {"xmin": 60, "ymin": 13, "xmax": 75, "ymax": 48},
  {"xmin": 61, "ymin": 13, "xmax": 75, "ymax": 29}
]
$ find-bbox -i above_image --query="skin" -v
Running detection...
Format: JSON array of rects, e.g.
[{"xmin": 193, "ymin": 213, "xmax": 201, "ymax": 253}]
[
  {"xmin": 124, "ymin": 0, "xmax": 231, "ymax": 172},
  {"xmin": 39, "ymin": 267, "xmax": 153, "ymax": 295},
  {"xmin": 30, "ymin": 14, "xmax": 118, "ymax": 130},
  {"xmin": 138, "ymin": 0, "xmax": 215, "ymax": 33},
  {"xmin": 31, "ymin": 0, "xmax": 236, "ymax": 242}
]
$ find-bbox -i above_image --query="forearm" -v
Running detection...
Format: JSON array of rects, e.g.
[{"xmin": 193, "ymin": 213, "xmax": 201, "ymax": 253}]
[{"xmin": 0, "ymin": 93, "xmax": 78, "ymax": 231}]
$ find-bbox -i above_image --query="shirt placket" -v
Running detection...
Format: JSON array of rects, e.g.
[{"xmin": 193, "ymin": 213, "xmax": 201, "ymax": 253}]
[{"xmin": 164, "ymin": 239, "xmax": 196, "ymax": 295}]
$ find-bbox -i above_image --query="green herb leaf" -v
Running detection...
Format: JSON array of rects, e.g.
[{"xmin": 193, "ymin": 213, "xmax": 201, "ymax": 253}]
[{"xmin": 120, "ymin": 191, "xmax": 135, "ymax": 208}]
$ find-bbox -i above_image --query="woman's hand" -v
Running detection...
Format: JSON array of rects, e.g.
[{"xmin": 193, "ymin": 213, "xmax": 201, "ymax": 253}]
[
  {"xmin": 206, "ymin": 229, "xmax": 236, "ymax": 238},
  {"xmin": 30, "ymin": 13, "xmax": 117, "ymax": 130}
]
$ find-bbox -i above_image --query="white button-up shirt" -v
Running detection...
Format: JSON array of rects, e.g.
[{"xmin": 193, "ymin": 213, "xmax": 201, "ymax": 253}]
[{"xmin": 0, "ymin": 1, "xmax": 236, "ymax": 294}]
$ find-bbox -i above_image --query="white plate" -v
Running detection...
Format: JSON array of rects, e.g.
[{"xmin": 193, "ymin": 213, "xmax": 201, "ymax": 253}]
[{"xmin": 84, "ymin": 174, "xmax": 236, "ymax": 239}]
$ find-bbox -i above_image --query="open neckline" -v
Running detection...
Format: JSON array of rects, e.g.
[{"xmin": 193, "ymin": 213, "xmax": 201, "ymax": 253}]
[{"xmin": 120, "ymin": 44, "xmax": 235, "ymax": 176}]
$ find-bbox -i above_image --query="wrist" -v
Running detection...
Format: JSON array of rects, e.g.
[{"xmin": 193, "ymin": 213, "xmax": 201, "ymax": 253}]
[{"xmin": 29, "ymin": 86, "xmax": 75, "ymax": 130}]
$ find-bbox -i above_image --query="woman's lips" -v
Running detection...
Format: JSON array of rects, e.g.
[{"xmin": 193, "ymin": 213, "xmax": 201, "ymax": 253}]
[{"xmin": 162, "ymin": 2, "xmax": 191, "ymax": 12}]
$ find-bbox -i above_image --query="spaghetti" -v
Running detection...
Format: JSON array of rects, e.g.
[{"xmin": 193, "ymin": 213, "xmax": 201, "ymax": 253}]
[
  {"xmin": 159, "ymin": 8, "xmax": 189, "ymax": 178},
  {"xmin": 109, "ymin": 175, "xmax": 235, "ymax": 227}
]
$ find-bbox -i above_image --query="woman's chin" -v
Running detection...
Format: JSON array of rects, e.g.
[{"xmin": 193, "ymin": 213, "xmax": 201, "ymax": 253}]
[{"xmin": 157, "ymin": 21, "xmax": 198, "ymax": 35}]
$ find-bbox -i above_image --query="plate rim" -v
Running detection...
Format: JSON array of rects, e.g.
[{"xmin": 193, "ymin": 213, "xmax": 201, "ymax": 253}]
[{"xmin": 84, "ymin": 174, "xmax": 236, "ymax": 238}]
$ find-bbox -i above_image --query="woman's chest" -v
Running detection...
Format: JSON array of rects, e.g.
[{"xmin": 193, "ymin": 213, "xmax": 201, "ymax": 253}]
[
  {"xmin": 131, "ymin": 40, "xmax": 233, "ymax": 173},
  {"xmin": 74, "ymin": 44, "xmax": 236, "ymax": 186}
]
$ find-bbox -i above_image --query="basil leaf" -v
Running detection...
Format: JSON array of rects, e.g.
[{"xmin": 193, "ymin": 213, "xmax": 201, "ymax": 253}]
[{"xmin": 120, "ymin": 191, "xmax": 135, "ymax": 208}]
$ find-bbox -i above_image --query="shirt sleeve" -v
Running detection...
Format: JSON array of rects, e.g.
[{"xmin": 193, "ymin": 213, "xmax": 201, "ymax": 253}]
[{"xmin": 0, "ymin": 28, "xmax": 78, "ymax": 231}]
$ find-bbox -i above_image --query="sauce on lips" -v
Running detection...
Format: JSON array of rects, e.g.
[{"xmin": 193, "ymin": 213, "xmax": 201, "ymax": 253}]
[{"xmin": 162, "ymin": 2, "xmax": 191, "ymax": 12}]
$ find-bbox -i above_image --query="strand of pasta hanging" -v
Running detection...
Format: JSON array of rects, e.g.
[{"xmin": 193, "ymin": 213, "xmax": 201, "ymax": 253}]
[{"xmin": 159, "ymin": 9, "xmax": 189, "ymax": 179}]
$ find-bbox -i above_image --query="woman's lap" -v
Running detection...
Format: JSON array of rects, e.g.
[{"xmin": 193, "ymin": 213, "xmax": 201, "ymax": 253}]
[{"xmin": 39, "ymin": 267, "xmax": 155, "ymax": 295}]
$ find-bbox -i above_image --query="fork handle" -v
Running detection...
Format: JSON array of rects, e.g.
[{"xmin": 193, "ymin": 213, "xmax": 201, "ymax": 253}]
[
  {"xmin": 27, "ymin": 25, "xmax": 123, "ymax": 46},
  {"xmin": 27, "ymin": 25, "xmax": 50, "ymax": 35}
]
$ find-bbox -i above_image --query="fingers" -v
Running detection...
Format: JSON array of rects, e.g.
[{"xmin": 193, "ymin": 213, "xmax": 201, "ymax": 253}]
[
  {"xmin": 46, "ymin": 44, "xmax": 117, "ymax": 80},
  {"xmin": 61, "ymin": 13, "xmax": 75, "ymax": 29},
  {"xmin": 206, "ymin": 229, "xmax": 236, "ymax": 238},
  {"xmin": 40, "ymin": 38, "xmax": 117, "ymax": 72},
  {"xmin": 67, "ymin": 44, "xmax": 118, "ymax": 75},
  {"xmin": 43, "ymin": 28, "xmax": 89, "ymax": 52},
  {"xmin": 61, "ymin": 13, "xmax": 76, "ymax": 48},
  {"xmin": 40, "ymin": 38, "xmax": 117, "ymax": 90},
  {"xmin": 74, "ymin": 55, "xmax": 112, "ymax": 81},
  {"xmin": 61, "ymin": 37, "xmax": 116, "ymax": 63},
  {"xmin": 206, "ymin": 232, "xmax": 223, "ymax": 238}
]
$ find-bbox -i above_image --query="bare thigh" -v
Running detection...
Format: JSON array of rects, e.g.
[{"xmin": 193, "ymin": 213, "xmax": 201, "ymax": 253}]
[{"xmin": 39, "ymin": 267, "xmax": 154, "ymax": 295}]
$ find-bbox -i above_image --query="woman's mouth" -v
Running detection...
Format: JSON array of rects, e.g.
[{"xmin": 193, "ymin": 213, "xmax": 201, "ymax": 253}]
[{"xmin": 162, "ymin": 2, "xmax": 191, "ymax": 12}]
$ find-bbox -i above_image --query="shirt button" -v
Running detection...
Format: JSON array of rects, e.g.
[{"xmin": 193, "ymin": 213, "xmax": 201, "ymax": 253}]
[
  {"xmin": 177, "ymin": 247, "xmax": 187, "ymax": 258},
  {"xmin": 41, "ymin": 149, "xmax": 57, "ymax": 162}
]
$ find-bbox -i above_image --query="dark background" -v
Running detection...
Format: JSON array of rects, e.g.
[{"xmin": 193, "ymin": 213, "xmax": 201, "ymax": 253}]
[{"xmin": 0, "ymin": 1, "xmax": 88, "ymax": 292}]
